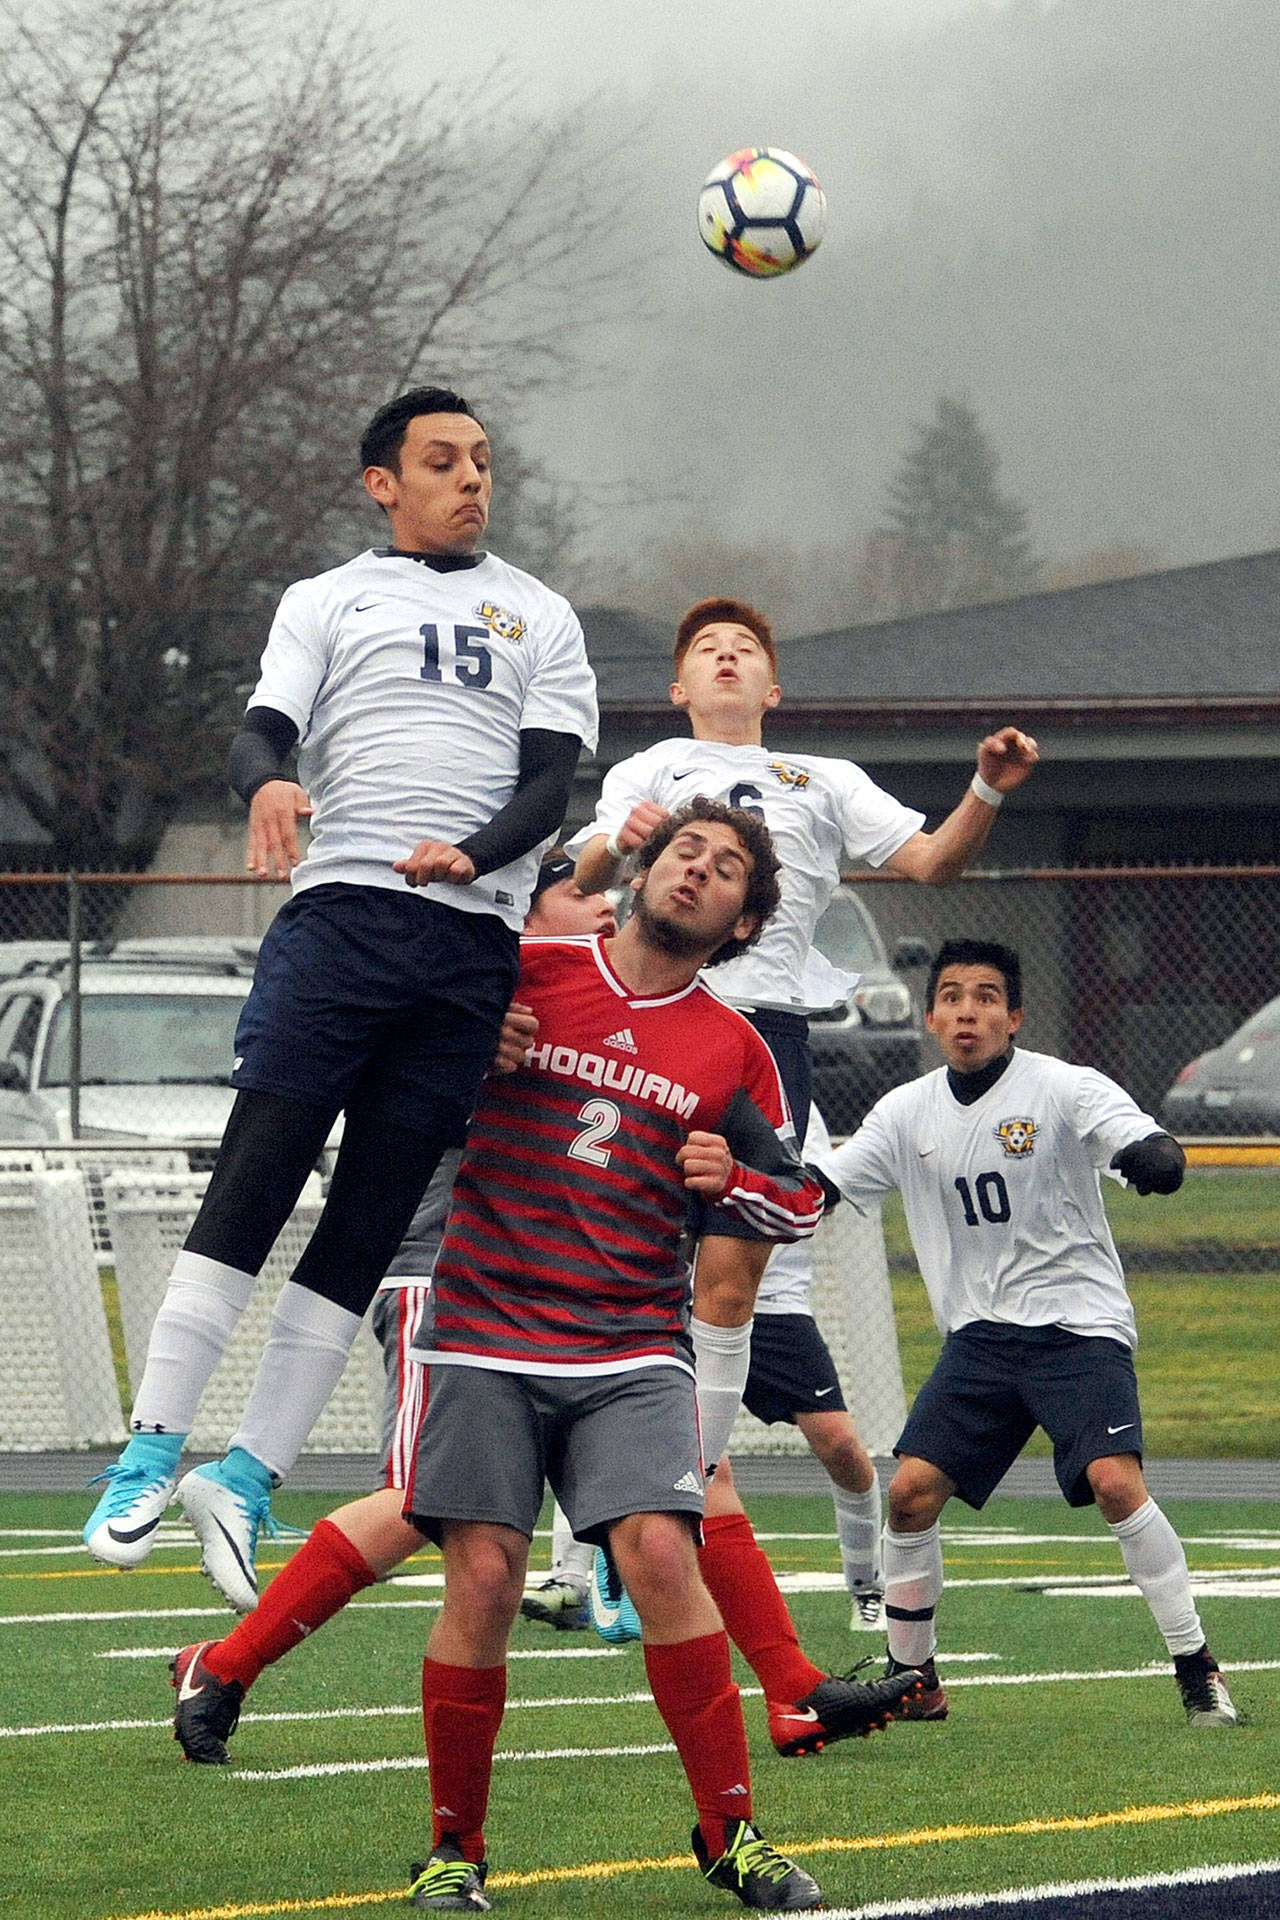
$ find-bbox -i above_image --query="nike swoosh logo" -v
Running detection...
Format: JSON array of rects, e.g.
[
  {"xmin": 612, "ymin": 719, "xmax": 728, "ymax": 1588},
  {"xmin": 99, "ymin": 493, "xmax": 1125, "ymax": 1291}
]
[
  {"xmin": 775, "ymin": 1707, "xmax": 820, "ymax": 1724},
  {"xmin": 107, "ymin": 1516, "xmax": 163, "ymax": 1544},
  {"xmin": 671, "ymin": 769, "xmax": 699, "ymax": 781},
  {"xmin": 178, "ymin": 1662, "xmax": 207, "ymax": 1704},
  {"xmin": 1107, "ymin": 1422, "xmax": 1136, "ymax": 1435},
  {"xmin": 918, "ymin": 1144, "xmax": 936, "ymax": 1157},
  {"xmin": 212, "ymin": 1516, "xmax": 256, "ymax": 1588},
  {"xmin": 814, "ymin": 1386, "xmax": 835, "ymax": 1397},
  {"xmin": 354, "ymin": 601, "xmax": 382, "ymax": 611}
]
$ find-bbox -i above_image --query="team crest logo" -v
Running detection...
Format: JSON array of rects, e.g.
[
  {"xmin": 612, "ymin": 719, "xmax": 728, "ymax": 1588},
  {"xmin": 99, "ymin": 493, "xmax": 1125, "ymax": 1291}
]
[
  {"xmin": 994, "ymin": 1116, "xmax": 1038, "ymax": 1157},
  {"xmin": 767, "ymin": 761, "xmax": 810, "ymax": 789},
  {"xmin": 474, "ymin": 600, "xmax": 526, "ymax": 642}
]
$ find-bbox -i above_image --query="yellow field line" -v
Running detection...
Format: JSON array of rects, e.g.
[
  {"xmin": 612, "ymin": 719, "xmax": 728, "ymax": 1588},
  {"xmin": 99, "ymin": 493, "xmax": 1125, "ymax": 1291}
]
[{"xmin": 100, "ymin": 1789, "xmax": 1280, "ymax": 1920}]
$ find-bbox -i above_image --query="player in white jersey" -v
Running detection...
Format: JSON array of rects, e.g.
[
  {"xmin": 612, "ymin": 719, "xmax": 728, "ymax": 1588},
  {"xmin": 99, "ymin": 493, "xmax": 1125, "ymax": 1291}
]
[
  {"xmin": 821, "ymin": 937, "xmax": 1239, "ymax": 1729},
  {"xmin": 568, "ymin": 596, "xmax": 1039, "ymax": 1490},
  {"xmin": 84, "ymin": 387, "xmax": 598, "ymax": 1609}
]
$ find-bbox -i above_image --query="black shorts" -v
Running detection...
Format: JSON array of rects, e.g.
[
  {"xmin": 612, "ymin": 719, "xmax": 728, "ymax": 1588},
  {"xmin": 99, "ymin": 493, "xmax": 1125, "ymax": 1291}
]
[
  {"xmin": 404, "ymin": 1361, "xmax": 705, "ymax": 1547},
  {"xmin": 743, "ymin": 1312, "xmax": 846, "ymax": 1426},
  {"xmin": 693, "ymin": 1008, "xmax": 811, "ymax": 1245},
  {"xmin": 231, "ymin": 883, "xmax": 519, "ymax": 1139},
  {"xmin": 895, "ymin": 1322, "xmax": 1143, "ymax": 1510}
]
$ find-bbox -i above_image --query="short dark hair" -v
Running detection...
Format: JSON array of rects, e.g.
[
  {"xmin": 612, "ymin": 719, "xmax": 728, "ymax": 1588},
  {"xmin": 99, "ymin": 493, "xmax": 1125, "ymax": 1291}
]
[
  {"xmin": 359, "ymin": 387, "xmax": 483, "ymax": 473},
  {"xmin": 927, "ymin": 938, "xmax": 1023, "ymax": 1012},
  {"xmin": 673, "ymin": 598, "xmax": 778, "ymax": 679},
  {"xmin": 634, "ymin": 797, "xmax": 782, "ymax": 968}
]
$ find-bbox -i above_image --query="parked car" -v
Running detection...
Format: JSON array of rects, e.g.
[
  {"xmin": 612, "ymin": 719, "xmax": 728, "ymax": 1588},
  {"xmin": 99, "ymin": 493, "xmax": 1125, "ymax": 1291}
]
[
  {"xmin": 0, "ymin": 945, "xmax": 260, "ymax": 1157},
  {"xmin": 805, "ymin": 886, "xmax": 929, "ymax": 1136},
  {"xmin": 1160, "ymin": 993, "xmax": 1280, "ymax": 1136}
]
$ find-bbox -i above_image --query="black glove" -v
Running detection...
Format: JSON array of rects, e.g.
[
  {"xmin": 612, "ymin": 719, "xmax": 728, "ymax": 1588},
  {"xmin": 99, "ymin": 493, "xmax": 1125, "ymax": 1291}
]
[{"xmin": 1109, "ymin": 1132, "xmax": 1185, "ymax": 1196}]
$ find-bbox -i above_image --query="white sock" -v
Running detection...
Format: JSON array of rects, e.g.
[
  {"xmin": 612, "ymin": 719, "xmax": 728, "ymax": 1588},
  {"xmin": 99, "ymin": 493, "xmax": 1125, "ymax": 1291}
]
[
  {"xmin": 130, "ymin": 1251, "xmax": 257, "ymax": 1433},
  {"xmin": 1108, "ymin": 1498, "xmax": 1206, "ymax": 1656},
  {"xmin": 883, "ymin": 1522, "xmax": 944, "ymax": 1667},
  {"xmin": 550, "ymin": 1505, "xmax": 592, "ymax": 1589},
  {"xmin": 692, "ymin": 1316, "xmax": 752, "ymax": 1472},
  {"xmin": 229, "ymin": 1281, "xmax": 362, "ymax": 1480},
  {"xmin": 833, "ymin": 1478, "xmax": 883, "ymax": 1596}
]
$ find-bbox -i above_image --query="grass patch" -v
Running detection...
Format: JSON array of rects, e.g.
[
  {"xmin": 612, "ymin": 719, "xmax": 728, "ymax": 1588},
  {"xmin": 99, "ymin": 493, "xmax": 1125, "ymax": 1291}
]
[{"xmin": 0, "ymin": 1490, "xmax": 1275, "ymax": 1920}]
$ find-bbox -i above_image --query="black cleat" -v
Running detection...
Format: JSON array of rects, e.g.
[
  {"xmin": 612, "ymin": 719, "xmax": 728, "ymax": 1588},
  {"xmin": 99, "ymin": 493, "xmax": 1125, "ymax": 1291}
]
[
  {"xmin": 886, "ymin": 1653, "xmax": 949, "ymax": 1721},
  {"xmin": 171, "ymin": 1641, "xmax": 243, "ymax": 1764},
  {"xmin": 693, "ymin": 1819, "xmax": 823, "ymax": 1910},
  {"xmin": 408, "ymin": 1839, "xmax": 492, "ymax": 1910},
  {"xmin": 1174, "ymin": 1645, "xmax": 1239, "ymax": 1727},
  {"xmin": 769, "ymin": 1660, "xmax": 925, "ymax": 1755}
]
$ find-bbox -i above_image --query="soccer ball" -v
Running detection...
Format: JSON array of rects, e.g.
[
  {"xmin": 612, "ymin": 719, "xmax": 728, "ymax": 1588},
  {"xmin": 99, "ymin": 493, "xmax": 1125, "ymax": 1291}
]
[{"xmin": 697, "ymin": 148, "xmax": 826, "ymax": 277}]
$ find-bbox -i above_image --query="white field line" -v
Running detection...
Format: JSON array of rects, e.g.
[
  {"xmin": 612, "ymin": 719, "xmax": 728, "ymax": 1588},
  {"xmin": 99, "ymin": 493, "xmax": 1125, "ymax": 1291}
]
[
  {"xmin": 819, "ymin": 1857, "xmax": 1280, "ymax": 1919},
  {"xmin": 6, "ymin": 1661, "xmax": 1279, "ymax": 1747}
]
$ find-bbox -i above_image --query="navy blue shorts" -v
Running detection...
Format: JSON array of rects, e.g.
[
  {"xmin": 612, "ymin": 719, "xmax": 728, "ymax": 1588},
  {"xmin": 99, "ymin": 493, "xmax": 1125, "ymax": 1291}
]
[
  {"xmin": 694, "ymin": 1008, "xmax": 811, "ymax": 1245},
  {"xmin": 232, "ymin": 884, "xmax": 519, "ymax": 1140},
  {"xmin": 896, "ymin": 1322, "xmax": 1143, "ymax": 1510},
  {"xmin": 744, "ymin": 1312, "xmax": 846, "ymax": 1425}
]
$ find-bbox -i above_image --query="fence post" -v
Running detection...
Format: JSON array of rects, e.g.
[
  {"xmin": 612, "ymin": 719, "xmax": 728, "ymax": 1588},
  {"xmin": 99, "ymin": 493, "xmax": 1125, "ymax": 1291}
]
[{"xmin": 67, "ymin": 872, "xmax": 81, "ymax": 1140}]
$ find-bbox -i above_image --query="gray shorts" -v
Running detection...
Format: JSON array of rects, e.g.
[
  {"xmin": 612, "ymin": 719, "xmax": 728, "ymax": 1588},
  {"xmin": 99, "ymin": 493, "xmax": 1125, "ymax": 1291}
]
[{"xmin": 404, "ymin": 1361, "xmax": 706, "ymax": 1547}]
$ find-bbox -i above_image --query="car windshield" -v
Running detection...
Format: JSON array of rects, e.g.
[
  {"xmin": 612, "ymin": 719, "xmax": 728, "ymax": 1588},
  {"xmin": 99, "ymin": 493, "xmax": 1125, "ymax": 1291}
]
[
  {"xmin": 1228, "ymin": 997, "xmax": 1280, "ymax": 1045},
  {"xmin": 811, "ymin": 889, "xmax": 886, "ymax": 972},
  {"xmin": 42, "ymin": 994, "xmax": 243, "ymax": 1087}
]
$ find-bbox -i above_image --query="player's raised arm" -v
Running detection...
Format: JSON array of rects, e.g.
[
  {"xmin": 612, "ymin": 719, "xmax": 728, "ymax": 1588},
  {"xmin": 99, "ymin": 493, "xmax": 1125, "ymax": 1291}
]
[
  {"xmin": 574, "ymin": 799, "xmax": 670, "ymax": 894},
  {"xmin": 884, "ymin": 725, "xmax": 1039, "ymax": 886}
]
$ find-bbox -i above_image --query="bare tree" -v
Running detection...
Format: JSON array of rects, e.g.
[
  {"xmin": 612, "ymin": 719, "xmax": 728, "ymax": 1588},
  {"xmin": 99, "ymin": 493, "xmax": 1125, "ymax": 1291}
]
[{"xmin": 0, "ymin": 0, "xmax": 622, "ymax": 872}]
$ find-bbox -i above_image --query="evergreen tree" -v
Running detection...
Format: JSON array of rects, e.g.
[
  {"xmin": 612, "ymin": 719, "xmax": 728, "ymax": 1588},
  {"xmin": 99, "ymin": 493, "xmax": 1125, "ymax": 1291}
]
[{"xmin": 858, "ymin": 398, "xmax": 1040, "ymax": 620}]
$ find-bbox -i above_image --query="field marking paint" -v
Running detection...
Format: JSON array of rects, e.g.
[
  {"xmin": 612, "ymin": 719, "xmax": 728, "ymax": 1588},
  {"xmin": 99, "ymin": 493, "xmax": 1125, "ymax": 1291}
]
[
  {"xmin": 822, "ymin": 1856, "xmax": 1280, "ymax": 1918},
  {"xmin": 6, "ymin": 1659, "xmax": 1277, "ymax": 1744},
  {"xmin": 93, "ymin": 1805, "xmax": 1280, "ymax": 1920},
  {"xmin": 237, "ymin": 1741, "xmax": 676, "ymax": 1781},
  {"xmin": 95, "ymin": 1641, "xmax": 622, "ymax": 1662}
]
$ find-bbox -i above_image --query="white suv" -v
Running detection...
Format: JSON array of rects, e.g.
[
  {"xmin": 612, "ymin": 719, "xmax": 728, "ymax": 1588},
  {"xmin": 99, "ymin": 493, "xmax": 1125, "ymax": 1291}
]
[{"xmin": 0, "ymin": 943, "xmax": 258, "ymax": 1154}]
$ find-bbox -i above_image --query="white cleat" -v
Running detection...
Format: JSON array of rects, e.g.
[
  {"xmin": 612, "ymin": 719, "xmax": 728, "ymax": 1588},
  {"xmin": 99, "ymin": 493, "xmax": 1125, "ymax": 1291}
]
[{"xmin": 176, "ymin": 1463, "xmax": 276, "ymax": 1614}]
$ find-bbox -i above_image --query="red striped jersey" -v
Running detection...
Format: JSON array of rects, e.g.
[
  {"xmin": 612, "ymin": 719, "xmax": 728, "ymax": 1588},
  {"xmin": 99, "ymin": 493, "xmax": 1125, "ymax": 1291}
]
[{"xmin": 422, "ymin": 934, "xmax": 827, "ymax": 1377}]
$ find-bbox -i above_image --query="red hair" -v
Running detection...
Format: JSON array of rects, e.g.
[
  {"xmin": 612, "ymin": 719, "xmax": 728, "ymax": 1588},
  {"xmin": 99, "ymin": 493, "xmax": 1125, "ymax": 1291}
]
[{"xmin": 673, "ymin": 598, "xmax": 777, "ymax": 678}]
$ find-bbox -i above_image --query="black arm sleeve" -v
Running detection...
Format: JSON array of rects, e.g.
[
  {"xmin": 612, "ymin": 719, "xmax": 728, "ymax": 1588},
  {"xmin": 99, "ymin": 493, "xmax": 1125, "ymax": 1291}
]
[
  {"xmin": 719, "ymin": 1088, "xmax": 840, "ymax": 1210},
  {"xmin": 456, "ymin": 728, "xmax": 584, "ymax": 877},
  {"xmin": 1109, "ymin": 1131, "xmax": 1186, "ymax": 1196},
  {"xmin": 227, "ymin": 706, "xmax": 301, "ymax": 804}
]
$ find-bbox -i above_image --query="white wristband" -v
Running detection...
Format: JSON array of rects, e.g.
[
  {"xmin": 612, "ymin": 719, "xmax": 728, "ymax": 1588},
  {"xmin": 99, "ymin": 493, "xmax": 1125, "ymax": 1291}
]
[
  {"xmin": 971, "ymin": 773, "xmax": 1004, "ymax": 809},
  {"xmin": 605, "ymin": 831, "xmax": 625, "ymax": 860}
]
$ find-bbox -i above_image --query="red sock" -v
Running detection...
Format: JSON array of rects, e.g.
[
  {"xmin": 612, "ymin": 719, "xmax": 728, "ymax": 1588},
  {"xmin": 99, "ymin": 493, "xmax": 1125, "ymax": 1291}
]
[
  {"xmin": 204, "ymin": 1518, "xmax": 377, "ymax": 1690},
  {"xmin": 699, "ymin": 1510, "xmax": 824, "ymax": 1704},
  {"xmin": 421, "ymin": 1657, "xmax": 507, "ymax": 1863},
  {"xmin": 644, "ymin": 1630, "xmax": 752, "ymax": 1860}
]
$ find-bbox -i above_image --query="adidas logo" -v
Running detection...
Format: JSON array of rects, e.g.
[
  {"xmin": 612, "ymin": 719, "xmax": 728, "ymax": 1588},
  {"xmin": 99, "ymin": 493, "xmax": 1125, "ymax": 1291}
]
[
  {"xmin": 602, "ymin": 1027, "xmax": 638, "ymax": 1053},
  {"xmin": 672, "ymin": 1469, "xmax": 702, "ymax": 1495}
]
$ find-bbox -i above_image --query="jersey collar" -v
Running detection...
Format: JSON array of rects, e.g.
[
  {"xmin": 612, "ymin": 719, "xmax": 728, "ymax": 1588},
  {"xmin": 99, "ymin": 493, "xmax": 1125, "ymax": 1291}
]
[
  {"xmin": 589, "ymin": 934, "xmax": 703, "ymax": 1009},
  {"xmin": 375, "ymin": 546, "xmax": 485, "ymax": 573},
  {"xmin": 946, "ymin": 1046, "xmax": 1016, "ymax": 1106}
]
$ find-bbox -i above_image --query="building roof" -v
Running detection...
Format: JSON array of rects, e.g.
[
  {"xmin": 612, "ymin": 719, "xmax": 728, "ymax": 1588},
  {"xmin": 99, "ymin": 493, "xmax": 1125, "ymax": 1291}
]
[{"xmin": 580, "ymin": 547, "xmax": 1280, "ymax": 711}]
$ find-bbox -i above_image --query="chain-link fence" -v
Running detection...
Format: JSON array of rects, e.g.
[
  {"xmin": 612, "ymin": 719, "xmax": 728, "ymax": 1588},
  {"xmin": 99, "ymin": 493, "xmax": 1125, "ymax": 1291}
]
[{"xmin": 0, "ymin": 863, "xmax": 1276, "ymax": 1150}]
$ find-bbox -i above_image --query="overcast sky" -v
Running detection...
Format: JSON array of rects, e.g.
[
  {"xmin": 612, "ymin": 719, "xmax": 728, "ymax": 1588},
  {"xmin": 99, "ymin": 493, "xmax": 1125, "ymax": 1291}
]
[{"xmin": 325, "ymin": 0, "xmax": 1279, "ymax": 606}]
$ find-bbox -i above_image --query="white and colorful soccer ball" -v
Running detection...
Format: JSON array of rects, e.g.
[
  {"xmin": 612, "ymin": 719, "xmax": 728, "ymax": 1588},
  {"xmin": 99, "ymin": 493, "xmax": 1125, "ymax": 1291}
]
[{"xmin": 697, "ymin": 147, "xmax": 826, "ymax": 277}]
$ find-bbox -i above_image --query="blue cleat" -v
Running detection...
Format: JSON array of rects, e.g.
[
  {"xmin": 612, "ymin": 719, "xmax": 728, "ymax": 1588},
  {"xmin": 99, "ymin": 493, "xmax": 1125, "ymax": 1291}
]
[
  {"xmin": 589, "ymin": 1544, "xmax": 642, "ymax": 1644},
  {"xmin": 83, "ymin": 1431, "xmax": 184, "ymax": 1567},
  {"xmin": 176, "ymin": 1448, "xmax": 293, "ymax": 1615}
]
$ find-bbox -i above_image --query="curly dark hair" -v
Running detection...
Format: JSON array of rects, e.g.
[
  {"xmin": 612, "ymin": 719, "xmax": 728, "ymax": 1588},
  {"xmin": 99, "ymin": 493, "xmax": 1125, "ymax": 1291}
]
[{"xmin": 633, "ymin": 797, "xmax": 782, "ymax": 968}]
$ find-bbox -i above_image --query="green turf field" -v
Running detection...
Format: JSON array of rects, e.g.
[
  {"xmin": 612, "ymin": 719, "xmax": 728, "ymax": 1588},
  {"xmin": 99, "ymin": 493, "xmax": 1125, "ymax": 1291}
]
[{"xmin": 2, "ymin": 1490, "xmax": 1275, "ymax": 1920}]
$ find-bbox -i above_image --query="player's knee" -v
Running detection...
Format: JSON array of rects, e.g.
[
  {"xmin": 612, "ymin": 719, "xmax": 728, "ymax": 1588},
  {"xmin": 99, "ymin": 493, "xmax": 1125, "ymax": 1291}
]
[
  {"xmin": 888, "ymin": 1459, "xmax": 948, "ymax": 1531},
  {"xmin": 442, "ymin": 1524, "xmax": 527, "ymax": 1618},
  {"xmin": 610, "ymin": 1512, "xmax": 697, "ymax": 1604},
  {"xmin": 803, "ymin": 1418, "xmax": 873, "ymax": 1488},
  {"xmin": 1086, "ymin": 1453, "xmax": 1147, "ymax": 1522},
  {"xmin": 691, "ymin": 1237, "xmax": 770, "ymax": 1325}
]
